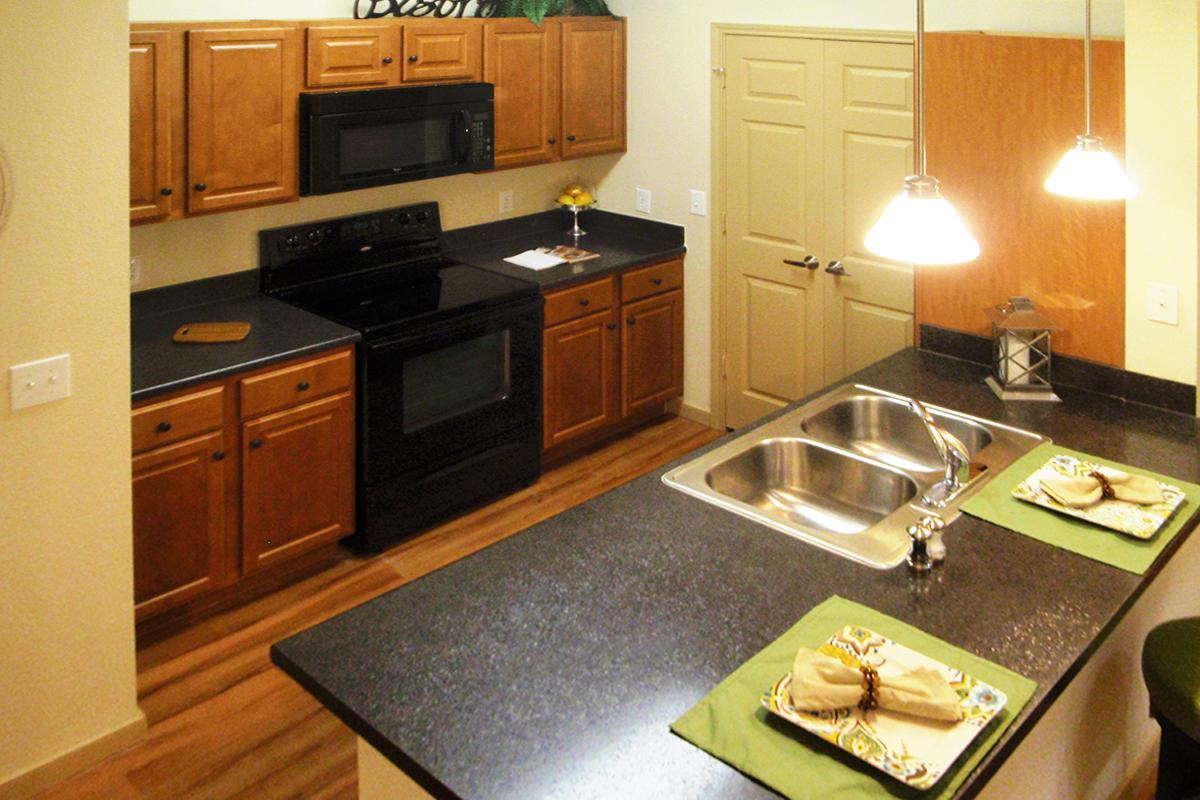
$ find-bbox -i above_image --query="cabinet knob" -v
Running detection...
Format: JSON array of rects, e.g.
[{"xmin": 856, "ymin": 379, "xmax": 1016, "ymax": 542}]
[
  {"xmin": 382, "ymin": 56, "xmax": 393, "ymax": 64},
  {"xmin": 297, "ymin": 381, "xmax": 311, "ymax": 392},
  {"xmin": 194, "ymin": 182, "xmax": 207, "ymax": 192},
  {"xmin": 249, "ymin": 438, "xmax": 263, "ymax": 450},
  {"xmin": 627, "ymin": 317, "xmax": 636, "ymax": 326},
  {"xmin": 160, "ymin": 187, "xmax": 173, "ymax": 197},
  {"xmin": 651, "ymin": 277, "xmax": 663, "ymax": 286},
  {"xmin": 548, "ymin": 137, "xmax": 557, "ymax": 145},
  {"xmin": 156, "ymin": 421, "xmax": 172, "ymax": 433},
  {"xmin": 566, "ymin": 134, "xmax": 577, "ymax": 142},
  {"xmin": 408, "ymin": 54, "xmax": 418, "ymax": 62},
  {"xmin": 579, "ymin": 298, "xmax": 590, "ymax": 307},
  {"xmin": 606, "ymin": 322, "xmax": 616, "ymax": 330},
  {"xmin": 212, "ymin": 450, "xmax": 226, "ymax": 461}
]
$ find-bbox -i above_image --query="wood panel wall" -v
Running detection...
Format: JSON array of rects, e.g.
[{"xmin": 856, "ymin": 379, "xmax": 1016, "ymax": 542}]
[{"xmin": 917, "ymin": 32, "xmax": 1125, "ymax": 366}]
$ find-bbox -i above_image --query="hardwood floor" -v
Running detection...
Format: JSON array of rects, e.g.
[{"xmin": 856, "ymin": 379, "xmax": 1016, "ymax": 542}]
[{"xmin": 37, "ymin": 416, "xmax": 721, "ymax": 800}]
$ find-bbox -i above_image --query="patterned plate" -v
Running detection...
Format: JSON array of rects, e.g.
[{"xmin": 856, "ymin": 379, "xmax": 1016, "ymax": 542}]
[
  {"xmin": 761, "ymin": 625, "xmax": 1007, "ymax": 791},
  {"xmin": 1011, "ymin": 454, "xmax": 1186, "ymax": 540}
]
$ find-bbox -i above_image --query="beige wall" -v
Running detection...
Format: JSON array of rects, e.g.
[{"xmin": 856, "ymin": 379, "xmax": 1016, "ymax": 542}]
[
  {"xmin": 1125, "ymin": 0, "xmax": 1199, "ymax": 387},
  {"xmin": 0, "ymin": 2, "xmax": 144, "ymax": 797}
]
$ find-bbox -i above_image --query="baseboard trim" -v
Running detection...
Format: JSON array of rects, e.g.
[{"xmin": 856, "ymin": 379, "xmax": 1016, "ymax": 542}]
[
  {"xmin": 0, "ymin": 711, "xmax": 147, "ymax": 800},
  {"xmin": 674, "ymin": 401, "xmax": 715, "ymax": 428}
]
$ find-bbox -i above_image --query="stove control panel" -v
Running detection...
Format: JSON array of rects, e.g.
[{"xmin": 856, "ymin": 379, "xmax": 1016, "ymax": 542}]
[{"xmin": 258, "ymin": 202, "xmax": 443, "ymax": 269}]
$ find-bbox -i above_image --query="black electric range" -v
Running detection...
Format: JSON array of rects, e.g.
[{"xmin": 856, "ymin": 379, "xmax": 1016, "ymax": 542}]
[{"xmin": 261, "ymin": 203, "xmax": 544, "ymax": 552}]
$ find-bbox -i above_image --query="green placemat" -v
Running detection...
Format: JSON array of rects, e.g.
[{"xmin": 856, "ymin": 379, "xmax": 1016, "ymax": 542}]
[
  {"xmin": 960, "ymin": 442, "xmax": 1200, "ymax": 575},
  {"xmin": 671, "ymin": 596, "xmax": 1037, "ymax": 800}
]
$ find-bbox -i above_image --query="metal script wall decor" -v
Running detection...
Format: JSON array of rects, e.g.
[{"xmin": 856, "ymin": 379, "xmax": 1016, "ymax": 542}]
[{"xmin": 354, "ymin": 0, "xmax": 498, "ymax": 18}]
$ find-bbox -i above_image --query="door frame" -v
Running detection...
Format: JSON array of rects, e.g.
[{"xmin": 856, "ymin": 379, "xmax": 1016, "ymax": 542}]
[{"xmin": 708, "ymin": 23, "xmax": 912, "ymax": 430}]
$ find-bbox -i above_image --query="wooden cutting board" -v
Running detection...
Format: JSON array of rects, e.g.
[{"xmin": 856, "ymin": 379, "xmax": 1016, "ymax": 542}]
[{"xmin": 173, "ymin": 322, "xmax": 252, "ymax": 344}]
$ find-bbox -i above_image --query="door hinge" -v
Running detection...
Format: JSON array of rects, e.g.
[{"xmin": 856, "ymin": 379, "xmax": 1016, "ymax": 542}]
[
  {"xmin": 721, "ymin": 354, "xmax": 727, "ymax": 378},
  {"xmin": 721, "ymin": 211, "xmax": 727, "ymax": 235}
]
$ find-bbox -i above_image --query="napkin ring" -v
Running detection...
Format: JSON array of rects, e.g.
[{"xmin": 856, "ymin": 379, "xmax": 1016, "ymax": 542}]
[
  {"xmin": 1088, "ymin": 470, "xmax": 1116, "ymax": 500},
  {"xmin": 858, "ymin": 666, "xmax": 880, "ymax": 712}
]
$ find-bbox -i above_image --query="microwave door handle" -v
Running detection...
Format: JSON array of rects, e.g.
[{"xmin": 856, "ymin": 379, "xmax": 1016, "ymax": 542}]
[{"xmin": 454, "ymin": 109, "xmax": 472, "ymax": 163}]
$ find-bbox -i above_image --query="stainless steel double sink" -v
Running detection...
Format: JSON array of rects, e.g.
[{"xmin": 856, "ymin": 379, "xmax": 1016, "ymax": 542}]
[{"xmin": 662, "ymin": 385, "xmax": 1049, "ymax": 568}]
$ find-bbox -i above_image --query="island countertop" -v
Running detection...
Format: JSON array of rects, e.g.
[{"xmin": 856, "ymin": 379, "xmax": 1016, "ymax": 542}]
[{"xmin": 270, "ymin": 348, "xmax": 1200, "ymax": 800}]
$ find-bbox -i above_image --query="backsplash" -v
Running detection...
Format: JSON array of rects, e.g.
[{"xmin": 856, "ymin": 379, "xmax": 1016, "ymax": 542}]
[{"xmin": 131, "ymin": 155, "xmax": 619, "ymax": 290}]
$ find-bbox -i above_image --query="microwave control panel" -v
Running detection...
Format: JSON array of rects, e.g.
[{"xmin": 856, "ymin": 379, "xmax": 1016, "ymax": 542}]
[{"xmin": 469, "ymin": 113, "xmax": 493, "ymax": 167}]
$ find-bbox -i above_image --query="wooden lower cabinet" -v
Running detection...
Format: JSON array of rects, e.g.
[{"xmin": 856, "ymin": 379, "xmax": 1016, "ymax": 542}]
[
  {"xmin": 542, "ymin": 259, "xmax": 684, "ymax": 456},
  {"xmin": 242, "ymin": 392, "xmax": 355, "ymax": 572},
  {"xmin": 131, "ymin": 346, "xmax": 355, "ymax": 624},
  {"xmin": 132, "ymin": 431, "xmax": 226, "ymax": 620}
]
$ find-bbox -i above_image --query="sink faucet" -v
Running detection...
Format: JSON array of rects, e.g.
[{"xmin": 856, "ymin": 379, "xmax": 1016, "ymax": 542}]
[{"xmin": 907, "ymin": 398, "xmax": 971, "ymax": 507}]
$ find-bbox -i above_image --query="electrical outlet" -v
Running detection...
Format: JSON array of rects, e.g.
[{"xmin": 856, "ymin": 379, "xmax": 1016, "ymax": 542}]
[
  {"xmin": 498, "ymin": 189, "xmax": 514, "ymax": 214},
  {"xmin": 130, "ymin": 256, "xmax": 143, "ymax": 288},
  {"xmin": 635, "ymin": 188, "xmax": 652, "ymax": 214},
  {"xmin": 689, "ymin": 190, "xmax": 707, "ymax": 216},
  {"xmin": 10, "ymin": 354, "xmax": 71, "ymax": 411},
  {"xmin": 1146, "ymin": 282, "xmax": 1179, "ymax": 325}
]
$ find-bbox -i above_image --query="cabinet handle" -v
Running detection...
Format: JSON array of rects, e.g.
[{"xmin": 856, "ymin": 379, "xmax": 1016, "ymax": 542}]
[
  {"xmin": 651, "ymin": 277, "xmax": 663, "ymax": 286},
  {"xmin": 212, "ymin": 451, "xmax": 226, "ymax": 461},
  {"xmin": 297, "ymin": 381, "xmax": 311, "ymax": 392},
  {"xmin": 160, "ymin": 187, "xmax": 173, "ymax": 197},
  {"xmin": 579, "ymin": 298, "xmax": 590, "ymax": 307},
  {"xmin": 156, "ymin": 421, "xmax": 172, "ymax": 433},
  {"xmin": 548, "ymin": 137, "xmax": 557, "ymax": 145},
  {"xmin": 606, "ymin": 322, "xmax": 616, "ymax": 330},
  {"xmin": 408, "ymin": 54, "xmax": 418, "ymax": 62},
  {"xmin": 382, "ymin": 56, "xmax": 393, "ymax": 64},
  {"xmin": 566, "ymin": 134, "xmax": 577, "ymax": 142},
  {"xmin": 249, "ymin": 438, "xmax": 263, "ymax": 450},
  {"xmin": 194, "ymin": 182, "xmax": 207, "ymax": 192},
  {"xmin": 627, "ymin": 317, "xmax": 636, "ymax": 326}
]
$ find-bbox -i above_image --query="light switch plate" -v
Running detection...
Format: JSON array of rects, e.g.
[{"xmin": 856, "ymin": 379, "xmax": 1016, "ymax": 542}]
[
  {"xmin": 498, "ymin": 189, "xmax": 514, "ymax": 214},
  {"xmin": 1146, "ymin": 281, "xmax": 1179, "ymax": 325},
  {"xmin": 10, "ymin": 353, "xmax": 71, "ymax": 410},
  {"xmin": 689, "ymin": 190, "xmax": 707, "ymax": 216},
  {"xmin": 635, "ymin": 188, "xmax": 652, "ymax": 214}
]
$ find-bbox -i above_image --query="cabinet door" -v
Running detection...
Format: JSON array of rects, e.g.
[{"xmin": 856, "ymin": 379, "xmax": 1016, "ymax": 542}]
[
  {"xmin": 307, "ymin": 23, "xmax": 400, "ymax": 88},
  {"xmin": 187, "ymin": 27, "xmax": 299, "ymax": 214},
  {"xmin": 484, "ymin": 19, "xmax": 561, "ymax": 168},
  {"xmin": 402, "ymin": 21, "xmax": 482, "ymax": 83},
  {"xmin": 242, "ymin": 393, "xmax": 354, "ymax": 573},
  {"xmin": 132, "ymin": 431, "xmax": 226, "ymax": 619},
  {"xmin": 621, "ymin": 288, "xmax": 684, "ymax": 418},
  {"xmin": 543, "ymin": 307, "xmax": 620, "ymax": 450},
  {"xmin": 561, "ymin": 19, "xmax": 625, "ymax": 158},
  {"xmin": 130, "ymin": 30, "xmax": 174, "ymax": 222}
]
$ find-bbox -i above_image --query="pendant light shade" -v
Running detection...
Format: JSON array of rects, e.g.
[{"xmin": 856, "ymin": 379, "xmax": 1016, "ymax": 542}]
[
  {"xmin": 864, "ymin": 0, "xmax": 980, "ymax": 266},
  {"xmin": 1044, "ymin": 0, "xmax": 1136, "ymax": 200}
]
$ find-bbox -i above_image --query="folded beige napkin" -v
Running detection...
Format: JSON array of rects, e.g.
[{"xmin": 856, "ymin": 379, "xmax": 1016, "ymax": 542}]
[
  {"xmin": 788, "ymin": 647, "xmax": 963, "ymax": 722},
  {"xmin": 1039, "ymin": 467, "xmax": 1164, "ymax": 508}
]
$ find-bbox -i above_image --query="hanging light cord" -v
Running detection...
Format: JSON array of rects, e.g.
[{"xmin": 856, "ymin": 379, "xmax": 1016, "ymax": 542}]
[
  {"xmin": 1083, "ymin": 0, "xmax": 1092, "ymax": 137},
  {"xmin": 915, "ymin": 0, "xmax": 926, "ymax": 176}
]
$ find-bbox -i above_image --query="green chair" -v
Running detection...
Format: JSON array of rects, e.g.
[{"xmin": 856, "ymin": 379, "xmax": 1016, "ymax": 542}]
[{"xmin": 1143, "ymin": 618, "xmax": 1200, "ymax": 800}]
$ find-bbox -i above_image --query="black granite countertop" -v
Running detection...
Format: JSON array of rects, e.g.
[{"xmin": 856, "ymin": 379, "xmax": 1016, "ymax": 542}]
[
  {"xmin": 131, "ymin": 271, "xmax": 360, "ymax": 402},
  {"xmin": 444, "ymin": 208, "xmax": 686, "ymax": 291},
  {"xmin": 271, "ymin": 350, "xmax": 1199, "ymax": 800}
]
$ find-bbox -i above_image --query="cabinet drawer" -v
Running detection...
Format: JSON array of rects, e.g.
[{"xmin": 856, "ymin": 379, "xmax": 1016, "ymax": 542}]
[
  {"xmin": 240, "ymin": 349, "xmax": 353, "ymax": 419},
  {"xmin": 544, "ymin": 277, "xmax": 615, "ymax": 327},
  {"xmin": 621, "ymin": 258, "xmax": 683, "ymax": 304},
  {"xmin": 132, "ymin": 386, "xmax": 225, "ymax": 454}
]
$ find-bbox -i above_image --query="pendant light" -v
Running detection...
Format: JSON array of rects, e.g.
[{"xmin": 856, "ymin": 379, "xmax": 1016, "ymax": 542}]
[
  {"xmin": 1044, "ymin": 0, "xmax": 1136, "ymax": 200},
  {"xmin": 864, "ymin": 0, "xmax": 979, "ymax": 266}
]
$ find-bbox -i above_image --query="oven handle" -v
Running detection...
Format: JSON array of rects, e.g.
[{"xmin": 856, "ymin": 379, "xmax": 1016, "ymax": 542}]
[
  {"xmin": 454, "ymin": 109, "xmax": 472, "ymax": 163},
  {"xmin": 364, "ymin": 295, "xmax": 542, "ymax": 355}
]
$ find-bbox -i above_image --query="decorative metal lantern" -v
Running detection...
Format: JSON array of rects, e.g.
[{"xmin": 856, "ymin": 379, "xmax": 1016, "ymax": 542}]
[{"xmin": 985, "ymin": 297, "xmax": 1061, "ymax": 402}]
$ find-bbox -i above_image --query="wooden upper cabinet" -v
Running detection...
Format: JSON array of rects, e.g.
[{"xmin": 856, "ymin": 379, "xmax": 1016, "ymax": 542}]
[
  {"xmin": 620, "ymin": 288, "xmax": 684, "ymax": 418},
  {"xmin": 187, "ymin": 26, "xmax": 300, "ymax": 214},
  {"xmin": 402, "ymin": 20, "xmax": 482, "ymax": 83},
  {"xmin": 561, "ymin": 19, "xmax": 626, "ymax": 158},
  {"xmin": 132, "ymin": 430, "xmax": 227, "ymax": 620},
  {"xmin": 130, "ymin": 30, "xmax": 175, "ymax": 222},
  {"xmin": 484, "ymin": 19, "xmax": 561, "ymax": 169},
  {"xmin": 543, "ymin": 305, "xmax": 620, "ymax": 449},
  {"xmin": 241, "ymin": 392, "xmax": 355, "ymax": 573},
  {"xmin": 307, "ymin": 23, "xmax": 400, "ymax": 88}
]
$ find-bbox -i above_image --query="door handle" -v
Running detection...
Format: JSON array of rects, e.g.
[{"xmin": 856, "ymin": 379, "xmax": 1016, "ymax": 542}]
[
  {"xmin": 783, "ymin": 256, "xmax": 820, "ymax": 270},
  {"xmin": 825, "ymin": 260, "xmax": 850, "ymax": 276},
  {"xmin": 453, "ymin": 109, "xmax": 472, "ymax": 163}
]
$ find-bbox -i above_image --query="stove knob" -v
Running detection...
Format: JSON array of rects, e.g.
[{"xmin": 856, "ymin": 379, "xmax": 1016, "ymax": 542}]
[
  {"xmin": 397, "ymin": 212, "xmax": 411, "ymax": 225},
  {"xmin": 283, "ymin": 234, "xmax": 300, "ymax": 249},
  {"xmin": 306, "ymin": 229, "xmax": 323, "ymax": 244},
  {"xmin": 415, "ymin": 210, "xmax": 429, "ymax": 223}
]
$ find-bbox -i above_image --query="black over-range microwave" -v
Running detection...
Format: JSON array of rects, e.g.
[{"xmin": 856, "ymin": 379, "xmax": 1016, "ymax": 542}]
[{"xmin": 300, "ymin": 82, "xmax": 494, "ymax": 196}]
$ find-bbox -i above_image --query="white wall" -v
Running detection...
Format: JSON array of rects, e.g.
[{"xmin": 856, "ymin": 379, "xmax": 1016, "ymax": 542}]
[
  {"xmin": 0, "ymin": 2, "xmax": 144, "ymax": 797},
  {"xmin": 601, "ymin": 0, "xmax": 1128, "ymax": 412}
]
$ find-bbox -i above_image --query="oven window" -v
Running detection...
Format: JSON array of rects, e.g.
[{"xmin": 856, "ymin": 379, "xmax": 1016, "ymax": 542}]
[
  {"xmin": 402, "ymin": 330, "xmax": 511, "ymax": 433},
  {"xmin": 339, "ymin": 116, "xmax": 454, "ymax": 177}
]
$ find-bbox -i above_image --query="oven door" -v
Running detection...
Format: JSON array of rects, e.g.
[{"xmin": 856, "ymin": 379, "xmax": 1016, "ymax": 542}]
[
  {"xmin": 305, "ymin": 103, "xmax": 479, "ymax": 195},
  {"xmin": 361, "ymin": 296, "xmax": 542, "ymax": 485}
]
